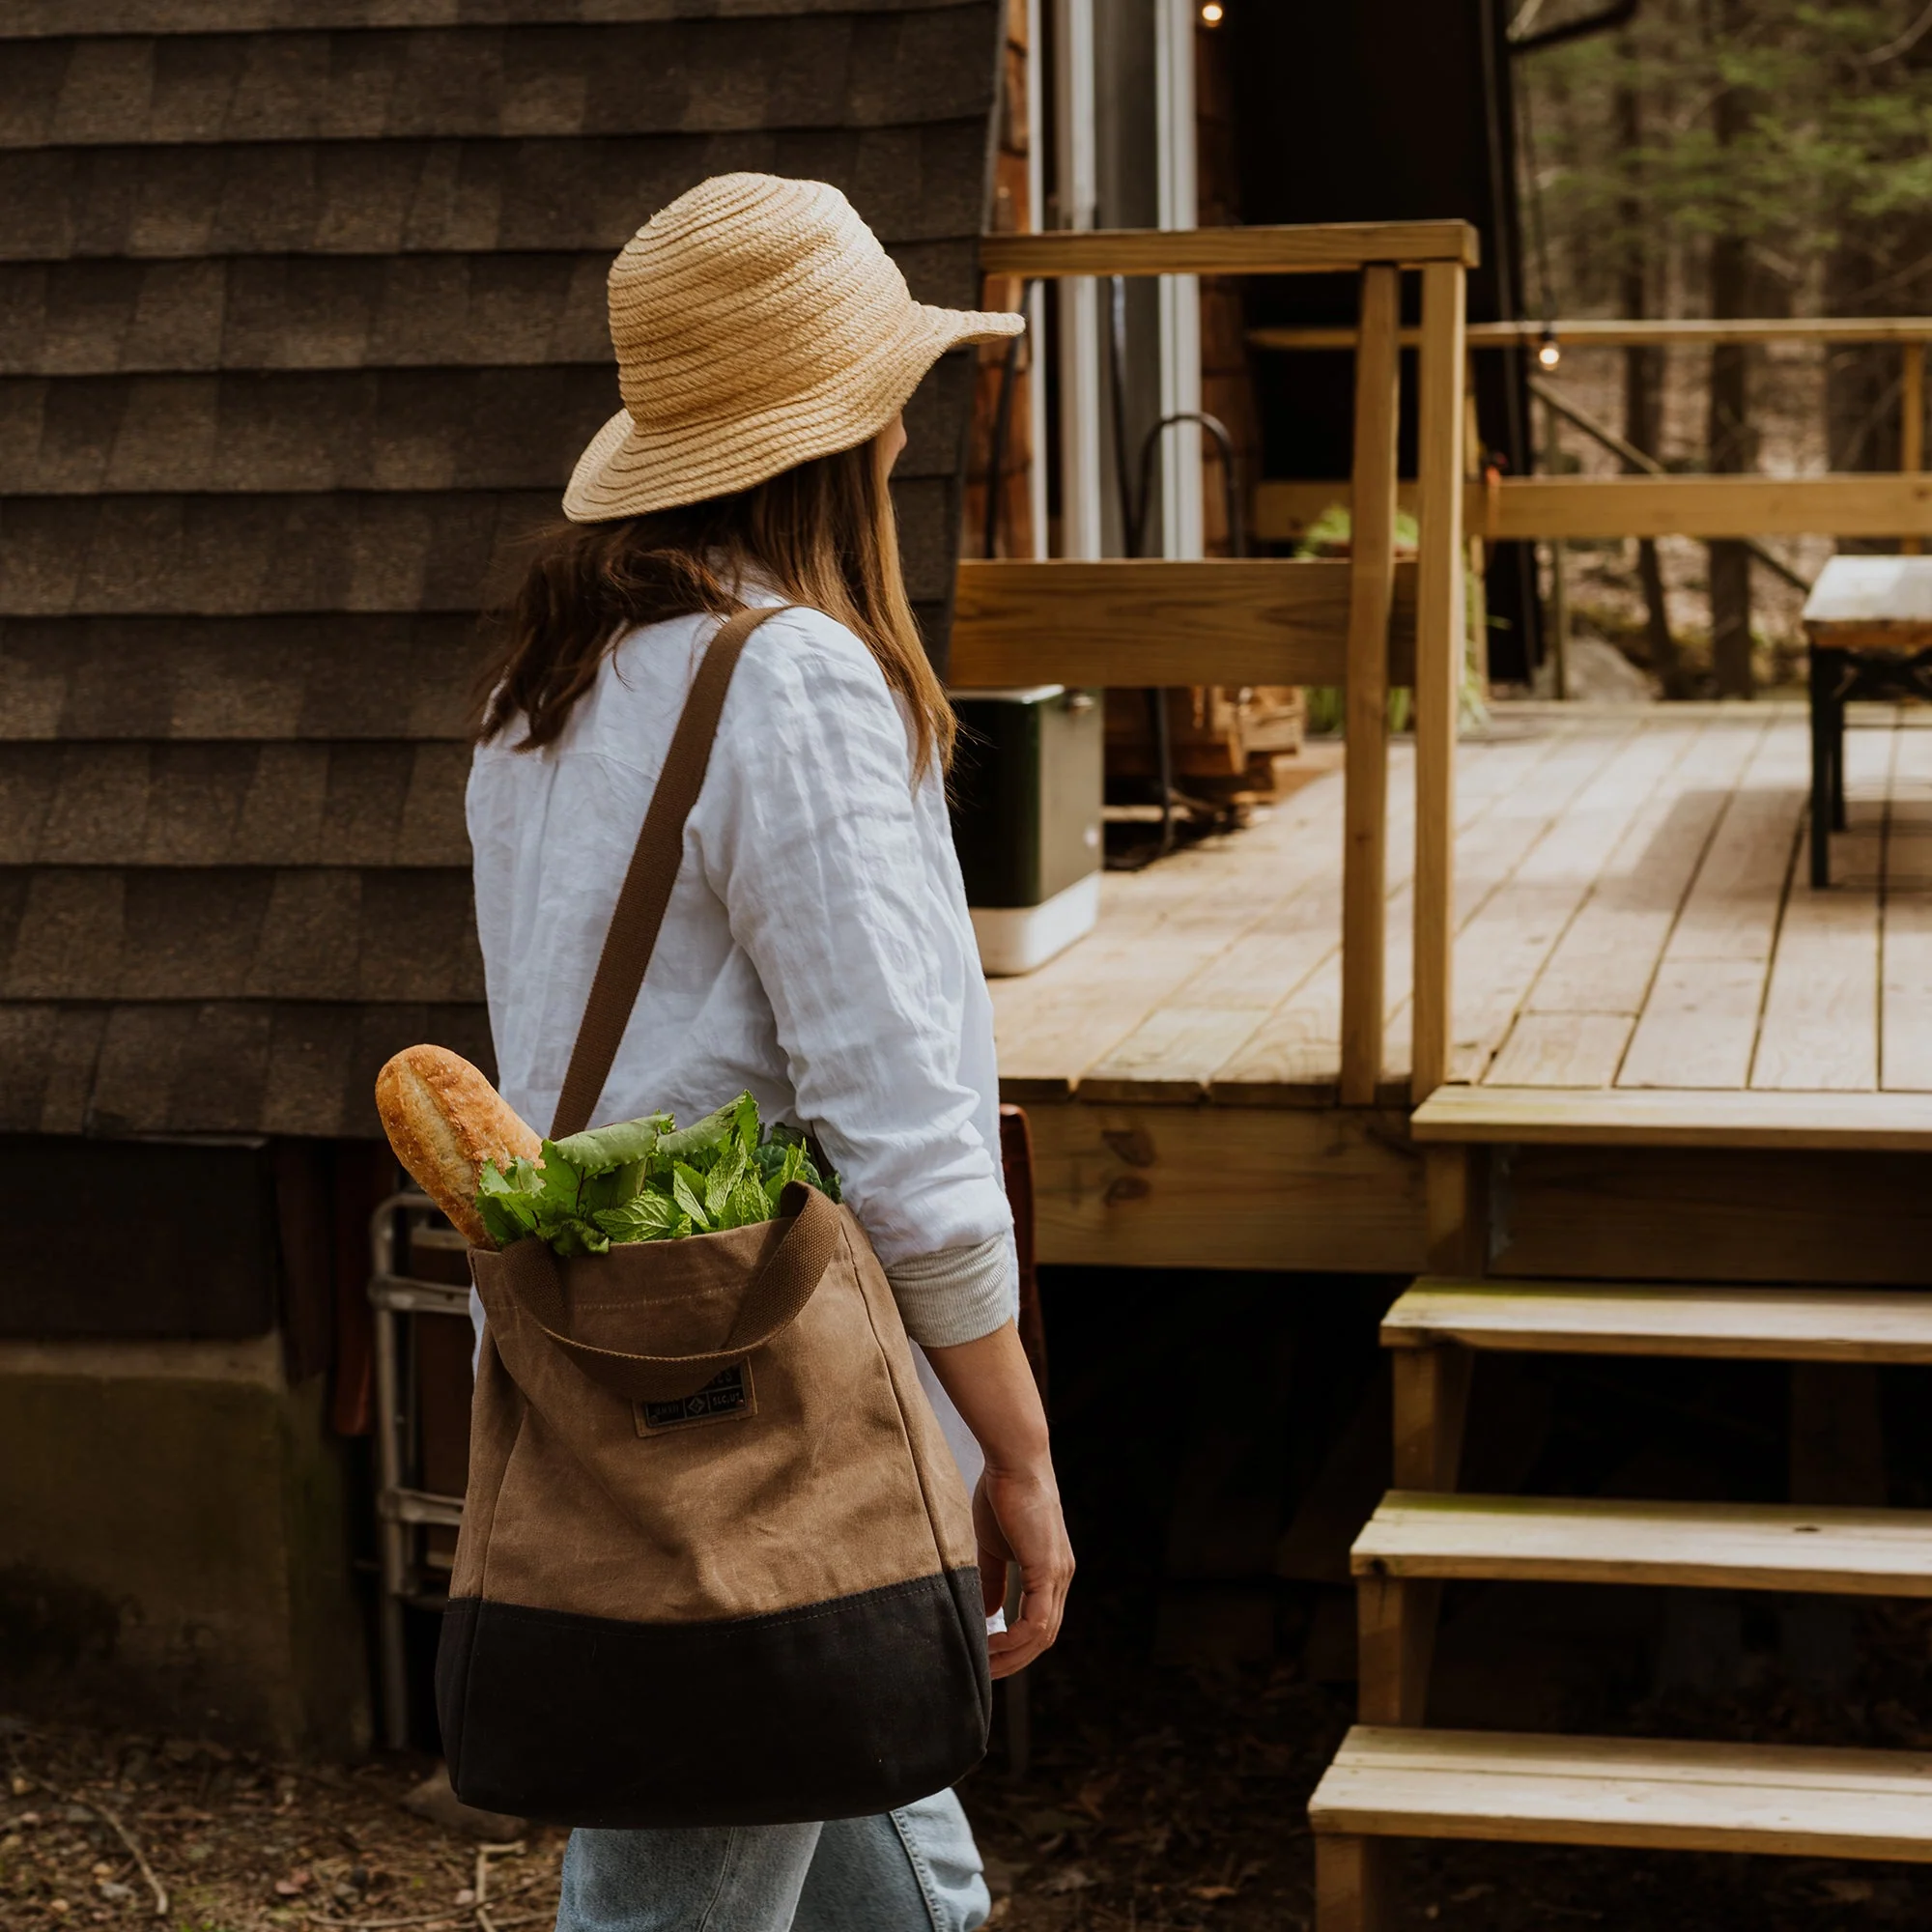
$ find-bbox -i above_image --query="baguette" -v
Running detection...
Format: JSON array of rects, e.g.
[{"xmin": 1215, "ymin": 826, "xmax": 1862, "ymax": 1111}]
[{"xmin": 376, "ymin": 1046, "xmax": 542, "ymax": 1248}]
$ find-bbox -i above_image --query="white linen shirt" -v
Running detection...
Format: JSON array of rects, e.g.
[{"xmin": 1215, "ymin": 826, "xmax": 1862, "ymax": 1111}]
[{"xmin": 466, "ymin": 598, "xmax": 1017, "ymax": 1357}]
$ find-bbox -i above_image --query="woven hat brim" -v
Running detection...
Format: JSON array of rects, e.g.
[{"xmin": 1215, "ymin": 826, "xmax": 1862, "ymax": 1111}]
[{"xmin": 563, "ymin": 301, "xmax": 1025, "ymax": 522}]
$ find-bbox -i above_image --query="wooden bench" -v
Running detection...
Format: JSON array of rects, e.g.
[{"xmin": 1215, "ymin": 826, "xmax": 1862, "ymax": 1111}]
[{"xmin": 1803, "ymin": 554, "xmax": 1932, "ymax": 887}]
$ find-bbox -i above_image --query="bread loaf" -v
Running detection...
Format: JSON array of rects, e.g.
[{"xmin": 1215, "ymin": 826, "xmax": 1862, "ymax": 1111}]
[{"xmin": 376, "ymin": 1046, "xmax": 542, "ymax": 1248}]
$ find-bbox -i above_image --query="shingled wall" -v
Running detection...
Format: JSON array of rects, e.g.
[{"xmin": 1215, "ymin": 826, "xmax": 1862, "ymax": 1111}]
[{"xmin": 0, "ymin": 0, "xmax": 1006, "ymax": 1144}]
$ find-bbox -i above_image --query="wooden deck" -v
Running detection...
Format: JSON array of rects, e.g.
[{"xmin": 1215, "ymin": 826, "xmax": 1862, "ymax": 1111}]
[
  {"xmin": 1006, "ymin": 703, "xmax": 1932, "ymax": 1275},
  {"xmin": 997, "ymin": 701, "xmax": 1932, "ymax": 1106}
]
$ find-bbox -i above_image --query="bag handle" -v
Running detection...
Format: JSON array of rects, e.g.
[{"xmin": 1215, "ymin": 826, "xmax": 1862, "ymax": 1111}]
[
  {"xmin": 550, "ymin": 605, "xmax": 792, "ymax": 1141},
  {"xmin": 489, "ymin": 1182, "xmax": 843, "ymax": 1402}
]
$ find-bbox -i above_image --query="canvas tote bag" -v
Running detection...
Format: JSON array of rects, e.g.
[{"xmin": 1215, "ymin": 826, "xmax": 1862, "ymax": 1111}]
[{"xmin": 438, "ymin": 606, "xmax": 991, "ymax": 1828}]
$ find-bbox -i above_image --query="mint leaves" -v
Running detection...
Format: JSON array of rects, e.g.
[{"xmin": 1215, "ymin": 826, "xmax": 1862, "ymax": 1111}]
[{"xmin": 473, "ymin": 1092, "xmax": 839, "ymax": 1255}]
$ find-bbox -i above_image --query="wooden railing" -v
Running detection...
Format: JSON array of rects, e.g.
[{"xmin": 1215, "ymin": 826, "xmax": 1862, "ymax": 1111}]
[
  {"xmin": 1248, "ymin": 316, "xmax": 1932, "ymax": 551},
  {"xmin": 952, "ymin": 221, "xmax": 1479, "ymax": 1106},
  {"xmin": 1254, "ymin": 474, "xmax": 1932, "ymax": 543}
]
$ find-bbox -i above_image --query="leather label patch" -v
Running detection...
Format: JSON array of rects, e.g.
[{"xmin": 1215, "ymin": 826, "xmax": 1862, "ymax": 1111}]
[{"xmin": 634, "ymin": 1362, "xmax": 754, "ymax": 1436}]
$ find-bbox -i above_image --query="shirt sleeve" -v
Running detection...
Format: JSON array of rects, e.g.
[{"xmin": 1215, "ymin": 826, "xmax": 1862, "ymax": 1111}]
[
  {"xmin": 691, "ymin": 611, "xmax": 1014, "ymax": 1339},
  {"xmin": 884, "ymin": 1230, "xmax": 1018, "ymax": 1349}
]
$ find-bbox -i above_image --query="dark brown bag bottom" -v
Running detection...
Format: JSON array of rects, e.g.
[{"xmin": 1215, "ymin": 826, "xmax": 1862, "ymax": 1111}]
[{"xmin": 437, "ymin": 1568, "xmax": 990, "ymax": 1828}]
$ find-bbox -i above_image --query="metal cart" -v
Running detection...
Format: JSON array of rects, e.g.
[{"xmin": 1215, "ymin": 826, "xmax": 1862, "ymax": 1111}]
[{"xmin": 368, "ymin": 1191, "xmax": 473, "ymax": 1750}]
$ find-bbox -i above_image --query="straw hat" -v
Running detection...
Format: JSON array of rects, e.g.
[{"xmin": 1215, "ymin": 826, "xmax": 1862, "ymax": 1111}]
[{"xmin": 563, "ymin": 172, "xmax": 1025, "ymax": 521}]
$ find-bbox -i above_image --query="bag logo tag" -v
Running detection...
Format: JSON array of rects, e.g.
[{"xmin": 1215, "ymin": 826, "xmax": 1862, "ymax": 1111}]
[{"xmin": 635, "ymin": 1361, "xmax": 755, "ymax": 1435}]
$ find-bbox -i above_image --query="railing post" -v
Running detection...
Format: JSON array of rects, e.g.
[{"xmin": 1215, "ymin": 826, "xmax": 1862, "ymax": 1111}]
[
  {"xmin": 1904, "ymin": 340, "xmax": 1924, "ymax": 557},
  {"xmin": 1340, "ymin": 265, "xmax": 1402, "ymax": 1107},
  {"xmin": 1411, "ymin": 261, "xmax": 1467, "ymax": 1104}
]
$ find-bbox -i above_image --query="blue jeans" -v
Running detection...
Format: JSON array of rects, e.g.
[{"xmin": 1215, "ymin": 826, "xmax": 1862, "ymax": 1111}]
[{"xmin": 554, "ymin": 1788, "xmax": 990, "ymax": 1932}]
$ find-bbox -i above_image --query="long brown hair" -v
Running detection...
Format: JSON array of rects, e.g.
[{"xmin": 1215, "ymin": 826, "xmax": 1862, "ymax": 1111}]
[{"xmin": 475, "ymin": 433, "xmax": 954, "ymax": 780}]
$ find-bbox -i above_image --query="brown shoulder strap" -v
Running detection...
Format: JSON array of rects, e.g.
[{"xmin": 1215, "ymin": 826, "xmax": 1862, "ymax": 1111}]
[{"xmin": 550, "ymin": 605, "xmax": 791, "ymax": 1139}]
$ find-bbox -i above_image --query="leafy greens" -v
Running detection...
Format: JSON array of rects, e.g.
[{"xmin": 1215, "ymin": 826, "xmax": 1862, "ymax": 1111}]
[{"xmin": 473, "ymin": 1092, "xmax": 839, "ymax": 1256}]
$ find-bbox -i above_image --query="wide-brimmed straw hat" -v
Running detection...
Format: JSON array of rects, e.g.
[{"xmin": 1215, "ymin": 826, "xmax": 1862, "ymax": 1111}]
[{"xmin": 563, "ymin": 172, "xmax": 1025, "ymax": 521}]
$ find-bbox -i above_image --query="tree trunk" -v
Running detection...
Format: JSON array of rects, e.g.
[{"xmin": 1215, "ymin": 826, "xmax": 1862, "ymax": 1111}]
[
  {"xmin": 1707, "ymin": 327, "xmax": 1753, "ymax": 696},
  {"xmin": 1617, "ymin": 60, "xmax": 1684, "ymax": 697},
  {"xmin": 1706, "ymin": 0, "xmax": 1755, "ymax": 697},
  {"xmin": 1825, "ymin": 243, "xmax": 1891, "ymax": 477}
]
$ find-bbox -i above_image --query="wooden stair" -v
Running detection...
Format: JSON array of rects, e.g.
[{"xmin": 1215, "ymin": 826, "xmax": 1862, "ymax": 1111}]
[
  {"xmin": 1355, "ymin": 1491, "xmax": 1932, "ymax": 1596},
  {"xmin": 1311, "ymin": 1727, "xmax": 1932, "ymax": 1924},
  {"xmin": 1308, "ymin": 1271, "xmax": 1932, "ymax": 1927},
  {"xmin": 1382, "ymin": 1278, "xmax": 1932, "ymax": 1362},
  {"xmin": 1409, "ymin": 1082, "xmax": 1932, "ymax": 1150}
]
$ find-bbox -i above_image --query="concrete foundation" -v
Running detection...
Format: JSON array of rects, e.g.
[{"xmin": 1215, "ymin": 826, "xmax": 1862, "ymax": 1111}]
[{"xmin": 0, "ymin": 1334, "xmax": 371, "ymax": 1756}]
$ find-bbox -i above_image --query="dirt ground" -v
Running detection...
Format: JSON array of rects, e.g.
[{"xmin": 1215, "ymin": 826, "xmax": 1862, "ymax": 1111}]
[
  {"xmin": 10, "ymin": 1596, "xmax": 1932, "ymax": 1932},
  {"xmin": 0, "ymin": 1719, "xmax": 563, "ymax": 1932},
  {"xmin": 970, "ymin": 1598, "xmax": 1932, "ymax": 1931},
  {"xmin": 10, "ymin": 1281, "xmax": 1930, "ymax": 1930}
]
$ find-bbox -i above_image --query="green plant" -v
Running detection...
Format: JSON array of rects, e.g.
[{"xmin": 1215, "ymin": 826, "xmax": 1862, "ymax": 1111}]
[
  {"xmin": 1293, "ymin": 506, "xmax": 1486, "ymax": 734},
  {"xmin": 475, "ymin": 1094, "xmax": 839, "ymax": 1257}
]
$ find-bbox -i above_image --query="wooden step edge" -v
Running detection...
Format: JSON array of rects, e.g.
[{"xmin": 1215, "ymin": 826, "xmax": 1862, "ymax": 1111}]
[
  {"xmin": 1351, "ymin": 1491, "xmax": 1932, "ymax": 1598},
  {"xmin": 1379, "ymin": 1279, "xmax": 1932, "ymax": 1364},
  {"xmin": 1409, "ymin": 1083, "xmax": 1932, "ymax": 1151},
  {"xmin": 1309, "ymin": 1725, "xmax": 1932, "ymax": 1862}
]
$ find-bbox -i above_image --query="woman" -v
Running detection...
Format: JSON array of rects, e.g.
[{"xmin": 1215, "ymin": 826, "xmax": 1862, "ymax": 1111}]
[{"xmin": 467, "ymin": 172, "xmax": 1074, "ymax": 1932}]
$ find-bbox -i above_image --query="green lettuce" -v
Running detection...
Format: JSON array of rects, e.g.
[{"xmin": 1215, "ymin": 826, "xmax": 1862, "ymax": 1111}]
[
  {"xmin": 551, "ymin": 1112, "xmax": 672, "ymax": 1178},
  {"xmin": 475, "ymin": 1092, "xmax": 838, "ymax": 1256}
]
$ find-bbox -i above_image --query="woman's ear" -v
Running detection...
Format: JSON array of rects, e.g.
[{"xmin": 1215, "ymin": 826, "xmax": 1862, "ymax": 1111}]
[{"xmin": 878, "ymin": 411, "xmax": 908, "ymax": 476}]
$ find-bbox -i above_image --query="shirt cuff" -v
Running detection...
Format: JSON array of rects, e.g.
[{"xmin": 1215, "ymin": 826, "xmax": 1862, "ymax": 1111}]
[{"xmin": 885, "ymin": 1231, "xmax": 1016, "ymax": 1350}]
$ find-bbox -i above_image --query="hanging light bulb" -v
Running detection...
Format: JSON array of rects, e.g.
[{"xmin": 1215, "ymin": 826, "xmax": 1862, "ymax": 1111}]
[
  {"xmin": 1537, "ymin": 324, "xmax": 1562, "ymax": 370},
  {"xmin": 1200, "ymin": 1, "xmax": 1225, "ymax": 23}
]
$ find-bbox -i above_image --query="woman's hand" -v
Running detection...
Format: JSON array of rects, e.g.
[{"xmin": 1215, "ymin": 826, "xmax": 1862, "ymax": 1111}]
[
  {"xmin": 923, "ymin": 1320, "xmax": 1074, "ymax": 1680},
  {"xmin": 974, "ymin": 1462, "xmax": 1074, "ymax": 1679}
]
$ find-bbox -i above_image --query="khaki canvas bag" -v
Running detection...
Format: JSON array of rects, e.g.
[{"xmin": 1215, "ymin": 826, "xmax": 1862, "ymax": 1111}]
[{"xmin": 438, "ymin": 607, "xmax": 991, "ymax": 1828}]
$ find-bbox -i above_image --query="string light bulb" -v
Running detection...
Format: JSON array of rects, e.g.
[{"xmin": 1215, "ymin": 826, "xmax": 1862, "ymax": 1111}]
[
  {"xmin": 1537, "ymin": 325, "xmax": 1562, "ymax": 370},
  {"xmin": 1200, "ymin": 1, "xmax": 1224, "ymax": 23}
]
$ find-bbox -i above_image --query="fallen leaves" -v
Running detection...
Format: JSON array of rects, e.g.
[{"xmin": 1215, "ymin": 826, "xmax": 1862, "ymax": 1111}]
[
  {"xmin": 1820, "ymin": 1878, "xmax": 1876, "ymax": 1904},
  {"xmin": 0, "ymin": 1720, "xmax": 564, "ymax": 1932},
  {"xmin": 1037, "ymin": 1865, "xmax": 1095, "ymax": 1895},
  {"xmin": 1073, "ymin": 1773, "xmax": 1120, "ymax": 1823}
]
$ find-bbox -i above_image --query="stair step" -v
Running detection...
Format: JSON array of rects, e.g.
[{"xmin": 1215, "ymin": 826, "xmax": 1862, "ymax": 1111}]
[
  {"xmin": 1353, "ymin": 1492, "xmax": 1932, "ymax": 1596},
  {"xmin": 1382, "ymin": 1278, "xmax": 1932, "ymax": 1363},
  {"xmin": 1309, "ymin": 1725, "xmax": 1932, "ymax": 1861},
  {"xmin": 1409, "ymin": 1083, "xmax": 1932, "ymax": 1151}
]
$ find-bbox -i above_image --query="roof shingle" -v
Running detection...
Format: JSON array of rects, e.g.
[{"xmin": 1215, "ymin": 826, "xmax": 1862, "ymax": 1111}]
[
  {"xmin": 0, "ymin": 742, "xmax": 472, "ymax": 865},
  {"xmin": 0, "ymin": 126, "xmax": 994, "ymax": 261},
  {"xmin": 0, "ymin": 243, "xmax": 988, "ymax": 375},
  {"xmin": 2, "ymin": 14, "xmax": 1000, "ymax": 147},
  {"xmin": 5, "ymin": 0, "xmax": 970, "ymax": 37},
  {"xmin": 0, "ymin": 614, "xmax": 483, "ymax": 739},
  {"xmin": 0, "ymin": 864, "xmax": 481, "ymax": 1001}
]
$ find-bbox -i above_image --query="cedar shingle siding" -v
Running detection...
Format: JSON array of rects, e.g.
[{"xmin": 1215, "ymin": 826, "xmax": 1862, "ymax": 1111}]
[{"xmin": 0, "ymin": 0, "xmax": 1002, "ymax": 1140}]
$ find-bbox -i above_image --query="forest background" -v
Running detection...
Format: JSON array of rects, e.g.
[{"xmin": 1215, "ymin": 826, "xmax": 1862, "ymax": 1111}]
[{"xmin": 1516, "ymin": 0, "xmax": 1932, "ymax": 696}]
